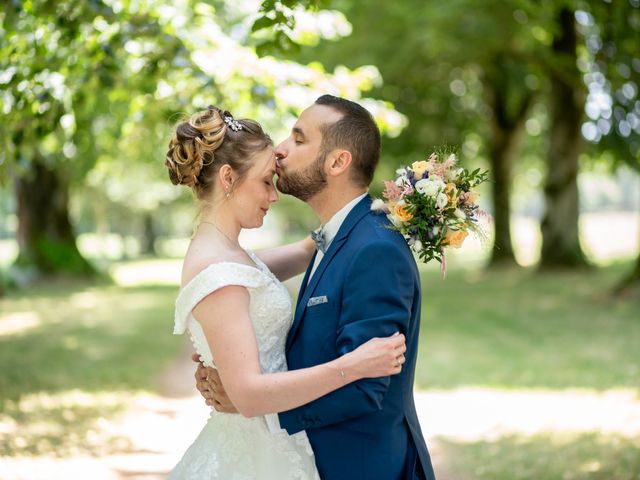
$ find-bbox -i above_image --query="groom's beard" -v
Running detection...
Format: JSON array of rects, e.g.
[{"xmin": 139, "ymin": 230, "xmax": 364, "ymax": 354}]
[{"xmin": 276, "ymin": 151, "xmax": 328, "ymax": 201}]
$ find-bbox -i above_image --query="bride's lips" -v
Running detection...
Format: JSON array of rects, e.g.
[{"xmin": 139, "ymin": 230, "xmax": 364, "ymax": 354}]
[{"xmin": 261, "ymin": 208, "xmax": 269, "ymax": 215}]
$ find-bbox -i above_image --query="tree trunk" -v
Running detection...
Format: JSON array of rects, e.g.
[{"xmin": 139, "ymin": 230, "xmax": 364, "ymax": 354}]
[
  {"xmin": 13, "ymin": 157, "xmax": 94, "ymax": 279},
  {"xmin": 539, "ymin": 7, "xmax": 588, "ymax": 269},
  {"xmin": 140, "ymin": 211, "xmax": 157, "ymax": 256},
  {"xmin": 484, "ymin": 68, "xmax": 534, "ymax": 268},
  {"xmin": 616, "ymin": 251, "xmax": 640, "ymax": 292},
  {"xmin": 614, "ymin": 217, "xmax": 640, "ymax": 296}
]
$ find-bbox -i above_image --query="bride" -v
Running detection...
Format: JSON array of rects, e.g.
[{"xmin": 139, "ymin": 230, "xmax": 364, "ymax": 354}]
[{"xmin": 164, "ymin": 106, "xmax": 407, "ymax": 479}]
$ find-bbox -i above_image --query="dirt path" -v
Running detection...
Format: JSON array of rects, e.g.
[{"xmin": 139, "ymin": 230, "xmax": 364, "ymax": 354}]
[{"xmin": 3, "ymin": 340, "xmax": 639, "ymax": 480}]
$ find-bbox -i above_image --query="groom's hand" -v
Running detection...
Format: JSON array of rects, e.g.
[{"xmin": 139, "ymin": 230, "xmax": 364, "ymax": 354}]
[{"xmin": 192, "ymin": 354, "xmax": 238, "ymax": 413}]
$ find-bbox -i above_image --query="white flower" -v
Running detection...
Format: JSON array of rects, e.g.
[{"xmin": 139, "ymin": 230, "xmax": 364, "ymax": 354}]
[
  {"xmin": 454, "ymin": 208, "xmax": 466, "ymax": 219},
  {"xmin": 415, "ymin": 177, "xmax": 445, "ymax": 197},
  {"xmin": 413, "ymin": 240, "xmax": 423, "ymax": 252},
  {"xmin": 445, "ymin": 167, "xmax": 464, "ymax": 182},
  {"xmin": 436, "ymin": 192, "xmax": 448, "ymax": 209},
  {"xmin": 415, "ymin": 179, "xmax": 429, "ymax": 192},
  {"xmin": 447, "ymin": 153, "xmax": 457, "ymax": 164},
  {"xmin": 371, "ymin": 198, "xmax": 386, "ymax": 211},
  {"xmin": 395, "ymin": 167, "xmax": 408, "ymax": 176},
  {"xmin": 432, "ymin": 226, "xmax": 440, "ymax": 236},
  {"xmin": 395, "ymin": 175, "xmax": 408, "ymax": 187}
]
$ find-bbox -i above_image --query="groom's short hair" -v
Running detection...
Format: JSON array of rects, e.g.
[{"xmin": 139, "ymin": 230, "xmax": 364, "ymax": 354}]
[{"xmin": 315, "ymin": 95, "xmax": 381, "ymax": 187}]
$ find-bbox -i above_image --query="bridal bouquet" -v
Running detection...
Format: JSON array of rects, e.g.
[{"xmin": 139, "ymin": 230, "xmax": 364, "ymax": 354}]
[{"xmin": 371, "ymin": 150, "xmax": 489, "ymax": 272}]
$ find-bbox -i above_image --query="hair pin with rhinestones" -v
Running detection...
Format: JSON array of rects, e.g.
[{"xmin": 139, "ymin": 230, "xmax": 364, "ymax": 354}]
[{"xmin": 223, "ymin": 114, "xmax": 243, "ymax": 132}]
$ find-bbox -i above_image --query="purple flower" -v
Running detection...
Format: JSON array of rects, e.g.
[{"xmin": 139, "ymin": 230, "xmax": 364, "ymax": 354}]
[{"xmin": 406, "ymin": 169, "xmax": 416, "ymax": 185}]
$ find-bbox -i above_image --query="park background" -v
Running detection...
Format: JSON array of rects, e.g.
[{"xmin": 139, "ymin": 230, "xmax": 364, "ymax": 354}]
[{"xmin": 1, "ymin": 0, "xmax": 639, "ymax": 479}]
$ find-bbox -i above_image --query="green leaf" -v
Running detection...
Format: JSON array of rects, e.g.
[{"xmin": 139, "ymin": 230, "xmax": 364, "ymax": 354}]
[
  {"xmin": 259, "ymin": 0, "xmax": 278, "ymax": 14},
  {"xmin": 252, "ymin": 15, "xmax": 278, "ymax": 32},
  {"xmin": 275, "ymin": 31, "xmax": 301, "ymax": 53}
]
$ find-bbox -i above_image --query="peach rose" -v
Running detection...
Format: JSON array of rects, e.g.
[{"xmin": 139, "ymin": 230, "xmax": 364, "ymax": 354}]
[
  {"xmin": 466, "ymin": 191, "xmax": 479, "ymax": 204},
  {"xmin": 411, "ymin": 160, "xmax": 430, "ymax": 178},
  {"xmin": 444, "ymin": 228, "xmax": 468, "ymax": 248}
]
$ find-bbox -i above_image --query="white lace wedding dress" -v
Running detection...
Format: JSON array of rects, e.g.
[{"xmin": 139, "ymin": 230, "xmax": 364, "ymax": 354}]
[{"xmin": 170, "ymin": 251, "xmax": 320, "ymax": 479}]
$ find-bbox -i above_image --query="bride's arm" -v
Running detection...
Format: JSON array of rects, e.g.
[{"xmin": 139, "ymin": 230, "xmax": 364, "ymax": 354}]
[
  {"xmin": 193, "ymin": 285, "xmax": 404, "ymax": 418},
  {"xmin": 254, "ymin": 236, "xmax": 315, "ymax": 282}
]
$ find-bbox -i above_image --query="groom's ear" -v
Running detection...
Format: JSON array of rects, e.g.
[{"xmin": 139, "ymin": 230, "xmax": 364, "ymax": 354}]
[{"xmin": 327, "ymin": 149, "xmax": 352, "ymax": 177}]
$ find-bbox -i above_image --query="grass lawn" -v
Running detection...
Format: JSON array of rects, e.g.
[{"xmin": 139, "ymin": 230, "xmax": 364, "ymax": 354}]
[
  {"xmin": 438, "ymin": 432, "xmax": 640, "ymax": 480},
  {"xmin": 1, "ymin": 258, "xmax": 639, "ymax": 478},
  {"xmin": 414, "ymin": 261, "xmax": 640, "ymax": 480},
  {"xmin": 416, "ymin": 263, "xmax": 640, "ymax": 390}
]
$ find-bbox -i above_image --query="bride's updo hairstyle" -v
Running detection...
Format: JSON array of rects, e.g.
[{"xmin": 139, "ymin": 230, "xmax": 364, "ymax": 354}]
[{"xmin": 165, "ymin": 105, "xmax": 272, "ymax": 200}]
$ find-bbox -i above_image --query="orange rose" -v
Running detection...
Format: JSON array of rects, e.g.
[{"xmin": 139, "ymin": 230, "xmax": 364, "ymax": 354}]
[
  {"xmin": 444, "ymin": 228, "xmax": 468, "ymax": 248},
  {"xmin": 392, "ymin": 203, "xmax": 414, "ymax": 222},
  {"xmin": 445, "ymin": 183, "xmax": 458, "ymax": 202}
]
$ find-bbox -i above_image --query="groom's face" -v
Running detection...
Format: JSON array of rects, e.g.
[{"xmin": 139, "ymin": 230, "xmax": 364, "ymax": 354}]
[{"xmin": 275, "ymin": 105, "xmax": 343, "ymax": 201}]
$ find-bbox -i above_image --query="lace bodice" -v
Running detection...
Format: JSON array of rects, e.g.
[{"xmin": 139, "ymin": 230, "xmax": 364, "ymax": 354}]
[
  {"xmin": 173, "ymin": 250, "xmax": 293, "ymax": 375},
  {"xmin": 170, "ymin": 251, "xmax": 320, "ymax": 480}
]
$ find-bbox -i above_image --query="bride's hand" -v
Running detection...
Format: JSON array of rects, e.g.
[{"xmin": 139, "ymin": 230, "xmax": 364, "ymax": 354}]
[{"xmin": 345, "ymin": 332, "xmax": 406, "ymax": 379}]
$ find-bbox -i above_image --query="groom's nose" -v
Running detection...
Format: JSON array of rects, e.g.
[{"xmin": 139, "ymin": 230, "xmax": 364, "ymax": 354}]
[{"xmin": 274, "ymin": 144, "xmax": 287, "ymax": 162}]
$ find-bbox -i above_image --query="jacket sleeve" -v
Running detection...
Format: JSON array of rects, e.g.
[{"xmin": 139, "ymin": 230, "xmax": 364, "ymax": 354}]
[{"xmin": 278, "ymin": 239, "xmax": 415, "ymax": 434}]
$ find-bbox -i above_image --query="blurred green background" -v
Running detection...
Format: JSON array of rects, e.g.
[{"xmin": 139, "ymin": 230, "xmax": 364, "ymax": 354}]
[{"xmin": 1, "ymin": 1, "xmax": 639, "ymax": 479}]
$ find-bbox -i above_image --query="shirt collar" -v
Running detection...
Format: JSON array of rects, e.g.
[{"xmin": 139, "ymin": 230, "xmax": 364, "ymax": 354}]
[{"xmin": 320, "ymin": 193, "xmax": 368, "ymax": 248}]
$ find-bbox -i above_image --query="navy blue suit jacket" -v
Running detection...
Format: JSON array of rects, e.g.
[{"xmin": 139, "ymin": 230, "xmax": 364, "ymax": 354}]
[{"xmin": 278, "ymin": 195, "xmax": 436, "ymax": 480}]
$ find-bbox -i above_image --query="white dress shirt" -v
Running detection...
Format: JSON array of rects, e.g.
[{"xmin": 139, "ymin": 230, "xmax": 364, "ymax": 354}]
[{"xmin": 308, "ymin": 192, "xmax": 368, "ymax": 282}]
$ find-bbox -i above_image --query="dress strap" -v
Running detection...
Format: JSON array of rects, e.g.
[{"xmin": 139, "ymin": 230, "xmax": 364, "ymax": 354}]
[{"xmin": 174, "ymin": 262, "xmax": 269, "ymax": 334}]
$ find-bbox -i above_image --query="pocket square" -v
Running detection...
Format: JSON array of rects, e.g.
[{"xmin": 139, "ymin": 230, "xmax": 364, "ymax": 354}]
[{"xmin": 307, "ymin": 295, "xmax": 328, "ymax": 307}]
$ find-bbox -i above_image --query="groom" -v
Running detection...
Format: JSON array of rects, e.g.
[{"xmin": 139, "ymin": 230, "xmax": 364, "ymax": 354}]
[{"xmin": 195, "ymin": 95, "xmax": 435, "ymax": 480}]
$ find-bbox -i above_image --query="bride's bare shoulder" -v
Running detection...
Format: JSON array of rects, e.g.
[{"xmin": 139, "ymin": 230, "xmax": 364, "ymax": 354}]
[{"xmin": 181, "ymin": 245, "xmax": 251, "ymax": 287}]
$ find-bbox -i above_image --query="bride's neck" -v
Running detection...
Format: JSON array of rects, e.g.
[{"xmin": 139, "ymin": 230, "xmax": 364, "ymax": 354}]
[{"xmin": 198, "ymin": 207, "xmax": 241, "ymax": 245}]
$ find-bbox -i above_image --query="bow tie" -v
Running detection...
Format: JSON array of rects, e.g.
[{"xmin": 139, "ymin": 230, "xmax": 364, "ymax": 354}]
[{"xmin": 311, "ymin": 227, "xmax": 327, "ymax": 253}]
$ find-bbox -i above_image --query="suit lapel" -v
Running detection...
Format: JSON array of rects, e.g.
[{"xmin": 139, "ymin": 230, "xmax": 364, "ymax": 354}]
[
  {"xmin": 295, "ymin": 250, "xmax": 316, "ymax": 312},
  {"xmin": 286, "ymin": 195, "xmax": 373, "ymax": 351}
]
